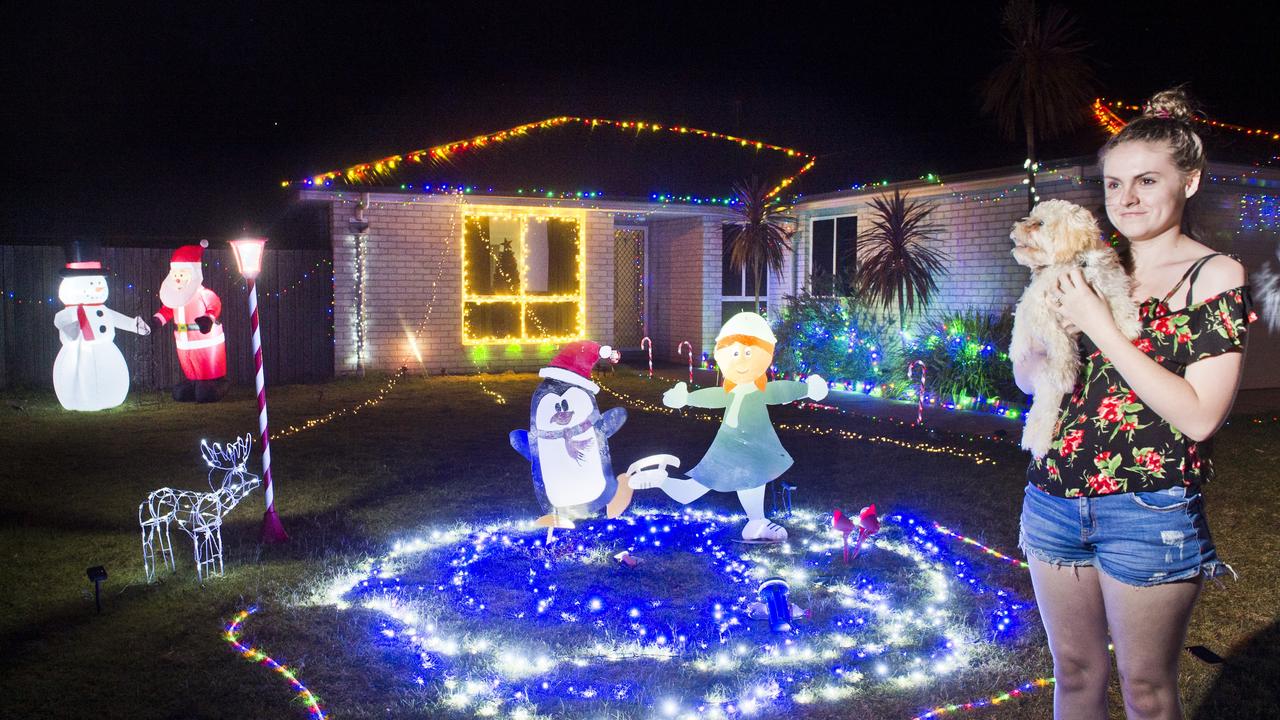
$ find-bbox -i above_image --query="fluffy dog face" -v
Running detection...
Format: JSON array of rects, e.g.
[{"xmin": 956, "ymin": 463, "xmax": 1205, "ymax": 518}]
[{"xmin": 1010, "ymin": 200, "xmax": 1103, "ymax": 269}]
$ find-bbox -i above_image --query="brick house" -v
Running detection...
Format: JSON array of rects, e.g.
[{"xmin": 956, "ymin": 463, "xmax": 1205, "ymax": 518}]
[
  {"xmin": 302, "ymin": 188, "xmax": 737, "ymax": 375},
  {"xmin": 300, "ymin": 130, "xmax": 1278, "ymax": 388},
  {"xmin": 779, "ymin": 160, "xmax": 1279, "ymax": 389}
]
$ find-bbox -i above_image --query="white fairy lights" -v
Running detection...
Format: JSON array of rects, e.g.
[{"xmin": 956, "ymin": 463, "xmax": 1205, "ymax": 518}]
[
  {"xmin": 139, "ymin": 435, "xmax": 259, "ymax": 582},
  {"xmin": 324, "ymin": 507, "xmax": 1031, "ymax": 719}
]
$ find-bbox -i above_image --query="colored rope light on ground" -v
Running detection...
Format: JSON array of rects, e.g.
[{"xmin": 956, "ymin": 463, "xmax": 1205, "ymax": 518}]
[
  {"xmin": 286, "ymin": 116, "xmax": 816, "ymax": 201},
  {"xmin": 322, "ymin": 508, "xmax": 1033, "ymax": 719},
  {"xmin": 223, "ymin": 607, "xmax": 326, "ymax": 719},
  {"xmin": 272, "ymin": 367, "xmax": 407, "ymax": 440},
  {"xmin": 597, "ymin": 378, "xmax": 998, "ymax": 466},
  {"xmin": 930, "ymin": 522, "xmax": 1029, "ymax": 570},
  {"xmin": 908, "ymin": 677, "xmax": 1055, "ymax": 720}
]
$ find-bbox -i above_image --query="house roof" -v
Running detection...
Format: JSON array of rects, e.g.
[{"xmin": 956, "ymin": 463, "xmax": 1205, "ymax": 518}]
[{"xmin": 284, "ymin": 117, "xmax": 816, "ymax": 205}]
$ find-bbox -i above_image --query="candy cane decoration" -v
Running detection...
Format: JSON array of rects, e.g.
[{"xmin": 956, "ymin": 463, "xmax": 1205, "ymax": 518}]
[
  {"xmin": 248, "ymin": 277, "xmax": 289, "ymax": 544},
  {"xmin": 640, "ymin": 336, "xmax": 653, "ymax": 378},
  {"xmin": 908, "ymin": 360, "xmax": 928, "ymax": 426},
  {"xmin": 677, "ymin": 341, "xmax": 693, "ymax": 384}
]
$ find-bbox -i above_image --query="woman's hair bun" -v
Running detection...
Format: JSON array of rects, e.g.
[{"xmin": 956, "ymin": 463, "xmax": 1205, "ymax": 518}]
[{"xmin": 1143, "ymin": 88, "xmax": 1197, "ymax": 122}]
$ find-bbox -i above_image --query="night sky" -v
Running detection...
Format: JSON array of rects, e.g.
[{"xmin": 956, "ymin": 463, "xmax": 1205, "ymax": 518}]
[{"xmin": 4, "ymin": 1, "xmax": 1278, "ymax": 246}]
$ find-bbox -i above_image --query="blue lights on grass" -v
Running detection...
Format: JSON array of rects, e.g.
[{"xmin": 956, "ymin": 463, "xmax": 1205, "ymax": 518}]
[{"xmin": 326, "ymin": 508, "xmax": 1032, "ymax": 719}]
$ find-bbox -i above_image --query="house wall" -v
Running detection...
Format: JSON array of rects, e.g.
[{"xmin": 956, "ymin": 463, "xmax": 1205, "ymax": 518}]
[
  {"xmin": 784, "ymin": 166, "xmax": 1096, "ymax": 317},
  {"xmin": 646, "ymin": 216, "xmax": 723, "ymax": 363},
  {"xmin": 786, "ymin": 163, "xmax": 1280, "ymax": 389},
  {"xmin": 320, "ymin": 192, "xmax": 617, "ymax": 374}
]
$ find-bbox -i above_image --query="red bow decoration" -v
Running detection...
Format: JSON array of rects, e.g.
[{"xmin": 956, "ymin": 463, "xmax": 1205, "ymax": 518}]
[{"xmin": 833, "ymin": 504, "xmax": 879, "ymax": 564}]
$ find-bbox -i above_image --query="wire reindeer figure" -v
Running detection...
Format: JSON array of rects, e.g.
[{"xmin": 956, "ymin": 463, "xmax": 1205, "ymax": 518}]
[{"xmin": 138, "ymin": 434, "xmax": 260, "ymax": 582}]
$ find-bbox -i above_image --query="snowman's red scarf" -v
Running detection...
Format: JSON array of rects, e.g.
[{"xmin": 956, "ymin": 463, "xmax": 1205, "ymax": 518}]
[
  {"xmin": 72, "ymin": 303, "xmax": 105, "ymax": 340},
  {"xmin": 532, "ymin": 410, "xmax": 601, "ymax": 464}
]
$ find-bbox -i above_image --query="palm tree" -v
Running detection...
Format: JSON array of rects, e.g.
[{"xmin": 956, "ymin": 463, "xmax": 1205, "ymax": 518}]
[
  {"xmin": 981, "ymin": 0, "xmax": 1096, "ymax": 212},
  {"xmin": 854, "ymin": 190, "xmax": 948, "ymax": 334},
  {"xmin": 726, "ymin": 177, "xmax": 795, "ymax": 314}
]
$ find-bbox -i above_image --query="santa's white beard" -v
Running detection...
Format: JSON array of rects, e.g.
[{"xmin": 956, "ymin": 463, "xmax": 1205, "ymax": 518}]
[{"xmin": 159, "ymin": 274, "xmax": 200, "ymax": 308}]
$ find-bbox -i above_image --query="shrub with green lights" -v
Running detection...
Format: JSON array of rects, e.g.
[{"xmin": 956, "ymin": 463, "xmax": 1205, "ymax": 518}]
[
  {"xmin": 772, "ymin": 291, "xmax": 903, "ymax": 387},
  {"xmin": 904, "ymin": 309, "xmax": 1022, "ymax": 409},
  {"xmin": 773, "ymin": 294, "xmax": 1025, "ymax": 412}
]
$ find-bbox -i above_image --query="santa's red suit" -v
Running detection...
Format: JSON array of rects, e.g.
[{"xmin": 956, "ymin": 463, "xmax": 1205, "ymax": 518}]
[
  {"xmin": 153, "ymin": 242, "xmax": 227, "ymax": 381},
  {"xmin": 154, "ymin": 287, "xmax": 226, "ymax": 380}
]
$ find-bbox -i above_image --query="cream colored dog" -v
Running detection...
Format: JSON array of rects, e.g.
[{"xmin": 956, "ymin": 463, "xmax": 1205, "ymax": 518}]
[{"xmin": 1010, "ymin": 200, "xmax": 1141, "ymax": 458}]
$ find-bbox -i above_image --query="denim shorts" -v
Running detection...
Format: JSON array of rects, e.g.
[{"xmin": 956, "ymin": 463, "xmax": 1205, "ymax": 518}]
[{"xmin": 1019, "ymin": 482, "xmax": 1234, "ymax": 587}]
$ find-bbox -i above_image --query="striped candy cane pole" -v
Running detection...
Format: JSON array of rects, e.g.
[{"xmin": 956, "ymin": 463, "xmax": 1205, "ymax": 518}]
[
  {"xmin": 640, "ymin": 337, "xmax": 653, "ymax": 378},
  {"xmin": 677, "ymin": 341, "xmax": 693, "ymax": 385},
  {"xmin": 248, "ymin": 277, "xmax": 289, "ymax": 544},
  {"xmin": 908, "ymin": 360, "xmax": 928, "ymax": 426}
]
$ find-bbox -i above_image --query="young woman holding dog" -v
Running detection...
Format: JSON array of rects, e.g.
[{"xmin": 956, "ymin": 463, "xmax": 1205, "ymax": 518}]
[{"xmin": 1013, "ymin": 88, "xmax": 1257, "ymax": 720}]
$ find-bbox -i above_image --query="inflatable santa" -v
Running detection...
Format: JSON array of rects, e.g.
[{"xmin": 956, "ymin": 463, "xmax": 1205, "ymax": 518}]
[{"xmin": 151, "ymin": 240, "xmax": 228, "ymax": 402}]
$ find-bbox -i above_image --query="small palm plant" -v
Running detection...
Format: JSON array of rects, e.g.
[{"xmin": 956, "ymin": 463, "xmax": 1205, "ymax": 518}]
[
  {"xmin": 981, "ymin": 0, "xmax": 1096, "ymax": 212},
  {"xmin": 854, "ymin": 189, "xmax": 949, "ymax": 335},
  {"xmin": 726, "ymin": 177, "xmax": 795, "ymax": 314}
]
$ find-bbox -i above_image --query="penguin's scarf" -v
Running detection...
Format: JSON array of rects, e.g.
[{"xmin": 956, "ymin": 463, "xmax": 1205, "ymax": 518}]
[{"xmin": 532, "ymin": 410, "xmax": 602, "ymax": 464}]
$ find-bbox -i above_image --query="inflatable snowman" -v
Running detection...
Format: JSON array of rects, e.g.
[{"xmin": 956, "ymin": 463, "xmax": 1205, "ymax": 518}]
[
  {"xmin": 510, "ymin": 341, "xmax": 633, "ymax": 529},
  {"xmin": 52, "ymin": 241, "xmax": 150, "ymax": 411}
]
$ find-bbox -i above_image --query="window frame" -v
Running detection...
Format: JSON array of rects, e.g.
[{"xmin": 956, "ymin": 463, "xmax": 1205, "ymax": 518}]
[
  {"xmin": 808, "ymin": 214, "xmax": 858, "ymax": 296},
  {"xmin": 460, "ymin": 208, "xmax": 588, "ymax": 345},
  {"xmin": 720, "ymin": 223, "xmax": 768, "ymax": 301}
]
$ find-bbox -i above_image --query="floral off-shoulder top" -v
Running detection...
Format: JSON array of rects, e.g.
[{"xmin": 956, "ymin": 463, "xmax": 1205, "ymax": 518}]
[{"xmin": 1028, "ymin": 254, "xmax": 1258, "ymax": 498}]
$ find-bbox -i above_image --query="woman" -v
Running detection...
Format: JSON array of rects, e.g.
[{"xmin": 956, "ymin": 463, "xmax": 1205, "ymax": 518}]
[{"xmin": 1014, "ymin": 88, "xmax": 1256, "ymax": 720}]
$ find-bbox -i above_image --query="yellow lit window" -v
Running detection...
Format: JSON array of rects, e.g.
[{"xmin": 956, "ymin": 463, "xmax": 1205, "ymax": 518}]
[{"xmin": 461, "ymin": 209, "xmax": 587, "ymax": 344}]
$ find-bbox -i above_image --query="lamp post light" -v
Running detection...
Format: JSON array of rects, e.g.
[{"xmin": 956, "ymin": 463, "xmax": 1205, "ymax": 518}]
[{"xmin": 230, "ymin": 237, "xmax": 288, "ymax": 544}]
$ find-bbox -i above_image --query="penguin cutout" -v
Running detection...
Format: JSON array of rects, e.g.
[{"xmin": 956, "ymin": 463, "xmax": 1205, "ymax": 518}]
[{"xmin": 510, "ymin": 341, "xmax": 633, "ymax": 529}]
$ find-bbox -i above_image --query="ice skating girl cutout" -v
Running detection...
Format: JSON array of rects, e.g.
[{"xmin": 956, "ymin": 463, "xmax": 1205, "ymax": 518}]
[{"xmin": 633, "ymin": 312, "xmax": 827, "ymax": 541}]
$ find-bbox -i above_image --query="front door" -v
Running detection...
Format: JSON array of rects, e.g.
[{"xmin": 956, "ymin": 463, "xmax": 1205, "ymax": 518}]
[{"xmin": 613, "ymin": 227, "xmax": 646, "ymax": 348}]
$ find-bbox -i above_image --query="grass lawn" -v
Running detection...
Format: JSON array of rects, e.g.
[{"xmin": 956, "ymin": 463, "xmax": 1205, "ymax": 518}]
[{"xmin": 1, "ymin": 367, "xmax": 1276, "ymax": 719}]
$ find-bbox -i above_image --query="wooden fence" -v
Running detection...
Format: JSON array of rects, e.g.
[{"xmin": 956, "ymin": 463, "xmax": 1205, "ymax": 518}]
[{"xmin": 0, "ymin": 245, "xmax": 334, "ymax": 391}]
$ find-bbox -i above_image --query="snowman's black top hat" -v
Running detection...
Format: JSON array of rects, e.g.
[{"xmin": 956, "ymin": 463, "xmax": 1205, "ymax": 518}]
[{"xmin": 61, "ymin": 238, "xmax": 108, "ymax": 277}]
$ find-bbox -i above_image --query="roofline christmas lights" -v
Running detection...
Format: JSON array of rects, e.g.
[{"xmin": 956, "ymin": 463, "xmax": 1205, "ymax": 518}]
[{"xmin": 284, "ymin": 116, "xmax": 817, "ymax": 202}]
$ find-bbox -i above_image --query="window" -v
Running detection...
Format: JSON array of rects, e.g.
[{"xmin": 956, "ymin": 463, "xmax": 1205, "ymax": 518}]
[
  {"xmin": 810, "ymin": 215, "xmax": 857, "ymax": 295},
  {"xmin": 721, "ymin": 223, "xmax": 764, "ymax": 299},
  {"xmin": 462, "ymin": 211, "xmax": 586, "ymax": 344}
]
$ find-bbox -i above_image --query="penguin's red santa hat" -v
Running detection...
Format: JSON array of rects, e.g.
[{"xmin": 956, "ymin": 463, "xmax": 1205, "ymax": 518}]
[{"xmin": 539, "ymin": 341, "xmax": 618, "ymax": 394}]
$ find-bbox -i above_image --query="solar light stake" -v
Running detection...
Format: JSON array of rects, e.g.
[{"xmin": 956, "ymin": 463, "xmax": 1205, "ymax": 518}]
[{"xmin": 86, "ymin": 566, "xmax": 107, "ymax": 613}]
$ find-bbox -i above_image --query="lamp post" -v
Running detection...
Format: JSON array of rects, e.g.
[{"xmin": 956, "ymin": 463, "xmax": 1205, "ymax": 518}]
[{"xmin": 230, "ymin": 237, "xmax": 288, "ymax": 544}]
